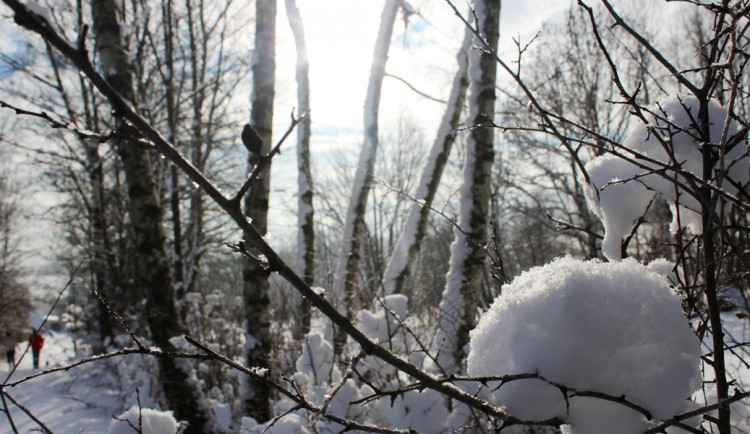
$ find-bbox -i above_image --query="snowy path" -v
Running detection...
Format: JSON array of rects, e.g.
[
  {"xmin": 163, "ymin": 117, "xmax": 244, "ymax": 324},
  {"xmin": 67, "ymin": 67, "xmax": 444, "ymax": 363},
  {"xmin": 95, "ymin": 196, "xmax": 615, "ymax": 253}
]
[{"xmin": 0, "ymin": 330, "xmax": 122, "ymax": 433}]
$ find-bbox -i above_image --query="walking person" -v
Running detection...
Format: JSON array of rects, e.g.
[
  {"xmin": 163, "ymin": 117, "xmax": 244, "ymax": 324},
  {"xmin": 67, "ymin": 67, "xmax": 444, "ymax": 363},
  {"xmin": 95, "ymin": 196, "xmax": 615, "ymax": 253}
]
[
  {"xmin": 3, "ymin": 332, "xmax": 16, "ymax": 369},
  {"xmin": 29, "ymin": 329, "xmax": 44, "ymax": 369}
]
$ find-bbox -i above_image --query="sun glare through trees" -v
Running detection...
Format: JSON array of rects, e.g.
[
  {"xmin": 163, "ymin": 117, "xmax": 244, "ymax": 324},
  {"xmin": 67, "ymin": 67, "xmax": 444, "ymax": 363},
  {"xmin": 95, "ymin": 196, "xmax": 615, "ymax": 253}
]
[{"xmin": 0, "ymin": 0, "xmax": 748, "ymax": 433}]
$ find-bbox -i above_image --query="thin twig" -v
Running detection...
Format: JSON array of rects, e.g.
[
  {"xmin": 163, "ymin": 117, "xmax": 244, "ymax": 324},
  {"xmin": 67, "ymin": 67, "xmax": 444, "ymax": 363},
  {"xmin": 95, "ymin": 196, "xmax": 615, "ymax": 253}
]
[{"xmin": 1, "ymin": 391, "xmax": 52, "ymax": 434}]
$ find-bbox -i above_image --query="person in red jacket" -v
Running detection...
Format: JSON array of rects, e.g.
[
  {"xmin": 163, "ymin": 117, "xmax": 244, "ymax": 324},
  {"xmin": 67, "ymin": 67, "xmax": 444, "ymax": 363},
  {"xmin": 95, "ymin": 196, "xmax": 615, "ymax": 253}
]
[{"xmin": 29, "ymin": 329, "xmax": 44, "ymax": 369}]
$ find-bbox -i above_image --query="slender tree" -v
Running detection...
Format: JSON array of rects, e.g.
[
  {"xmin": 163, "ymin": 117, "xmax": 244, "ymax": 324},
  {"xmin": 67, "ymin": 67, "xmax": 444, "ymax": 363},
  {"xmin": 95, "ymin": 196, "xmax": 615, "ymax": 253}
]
[
  {"xmin": 437, "ymin": 0, "xmax": 500, "ymax": 371},
  {"xmin": 285, "ymin": 0, "xmax": 314, "ymax": 339},
  {"xmin": 31, "ymin": 2, "xmax": 122, "ymax": 344},
  {"xmin": 381, "ymin": 27, "xmax": 471, "ymax": 297},
  {"xmin": 90, "ymin": 0, "xmax": 206, "ymax": 430},
  {"xmin": 242, "ymin": 0, "xmax": 276, "ymax": 422},
  {"xmin": 331, "ymin": 0, "xmax": 400, "ymax": 355},
  {"xmin": 154, "ymin": 0, "xmax": 248, "ymax": 308},
  {"xmin": 0, "ymin": 168, "xmax": 31, "ymax": 336}
]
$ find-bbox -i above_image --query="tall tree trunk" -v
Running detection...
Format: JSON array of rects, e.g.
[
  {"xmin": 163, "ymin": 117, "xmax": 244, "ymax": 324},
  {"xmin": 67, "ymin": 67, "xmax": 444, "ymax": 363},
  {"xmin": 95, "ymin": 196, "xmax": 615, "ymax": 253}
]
[
  {"xmin": 85, "ymin": 141, "xmax": 116, "ymax": 343},
  {"xmin": 90, "ymin": 1, "xmax": 206, "ymax": 431},
  {"xmin": 44, "ymin": 16, "xmax": 116, "ymax": 343},
  {"xmin": 698, "ymin": 98, "xmax": 730, "ymax": 434},
  {"xmin": 381, "ymin": 27, "xmax": 471, "ymax": 296},
  {"xmin": 161, "ymin": 0, "xmax": 187, "ymax": 313},
  {"xmin": 437, "ymin": 0, "xmax": 500, "ymax": 372},
  {"xmin": 243, "ymin": 0, "xmax": 276, "ymax": 423},
  {"xmin": 183, "ymin": 0, "xmax": 208, "ymax": 296},
  {"xmin": 285, "ymin": 0, "xmax": 314, "ymax": 340},
  {"xmin": 331, "ymin": 0, "xmax": 400, "ymax": 356}
]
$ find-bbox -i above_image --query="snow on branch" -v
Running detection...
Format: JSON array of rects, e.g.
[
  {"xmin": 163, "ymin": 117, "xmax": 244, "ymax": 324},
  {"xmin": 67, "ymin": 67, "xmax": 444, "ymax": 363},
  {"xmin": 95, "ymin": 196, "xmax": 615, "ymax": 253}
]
[{"xmin": 583, "ymin": 95, "xmax": 749, "ymax": 260}]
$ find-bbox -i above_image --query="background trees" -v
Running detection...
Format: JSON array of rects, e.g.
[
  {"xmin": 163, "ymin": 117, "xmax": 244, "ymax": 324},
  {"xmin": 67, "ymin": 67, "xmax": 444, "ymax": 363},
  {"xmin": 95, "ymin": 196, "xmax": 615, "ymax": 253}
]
[
  {"xmin": 495, "ymin": 5, "xmax": 659, "ymax": 270},
  {"xmin": 0, "ymin": 0, "xmax": 749, "ymax": 432},
  {"xmin": 0, "ymin": 157, "xmax": 31, "ymax": 336}
]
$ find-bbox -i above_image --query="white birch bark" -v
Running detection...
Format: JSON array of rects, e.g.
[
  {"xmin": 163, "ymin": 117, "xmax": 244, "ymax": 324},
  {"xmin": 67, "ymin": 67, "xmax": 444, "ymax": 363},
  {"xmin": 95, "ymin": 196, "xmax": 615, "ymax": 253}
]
[
  {"xmin": 243, "ymin": 0, "xmax": 276, "ymax": 423},
  {"xmin": 436, "ymin": 0, "xmax": 500, "ymax": 373},
  {"xmin": 381, "ymin": 27, "xmax": 472, "ymax": 296},
  {"xmin": 331, "ymin": 0, "xmax": 400, "ymax": 354},
  {"xmin": 91, "ymin": 0, "xmax": 206, "ymax": 430},
  {"xmin": 285, "ymin": 0, "xmax": 315, "ymax": 339}
]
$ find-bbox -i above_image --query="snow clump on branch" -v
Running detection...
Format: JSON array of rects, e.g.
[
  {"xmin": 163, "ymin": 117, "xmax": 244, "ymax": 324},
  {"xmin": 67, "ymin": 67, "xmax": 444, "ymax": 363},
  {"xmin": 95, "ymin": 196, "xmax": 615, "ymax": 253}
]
[
  {"xmin": 108, "ymin": 406, "xmax": 180, "ymax": 434},
  {"xmin": 583, "ymin": 95, "xmax": 749, "ymax": 260},
  {"xmin": 467, "ymin": 256, "xmax": 700, "ymax": 433}
]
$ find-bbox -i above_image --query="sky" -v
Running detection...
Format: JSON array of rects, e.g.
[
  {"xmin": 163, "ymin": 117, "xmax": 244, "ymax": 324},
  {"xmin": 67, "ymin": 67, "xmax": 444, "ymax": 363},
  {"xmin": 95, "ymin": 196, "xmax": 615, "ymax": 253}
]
[{"xmin": 271, "ymin": 0, "xmax": 571, "ymax": 139}]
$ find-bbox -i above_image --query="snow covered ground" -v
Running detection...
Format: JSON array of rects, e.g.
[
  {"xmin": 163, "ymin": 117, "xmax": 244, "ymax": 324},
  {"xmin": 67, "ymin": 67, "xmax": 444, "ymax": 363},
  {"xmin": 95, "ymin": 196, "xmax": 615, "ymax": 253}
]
[
  {"xmin": 0, "ymin": 328, "xmax": 123, "ymax": 433},
  {"xmin": 1, "ymin": 310, "xmax": 749, "ymax": 433}
]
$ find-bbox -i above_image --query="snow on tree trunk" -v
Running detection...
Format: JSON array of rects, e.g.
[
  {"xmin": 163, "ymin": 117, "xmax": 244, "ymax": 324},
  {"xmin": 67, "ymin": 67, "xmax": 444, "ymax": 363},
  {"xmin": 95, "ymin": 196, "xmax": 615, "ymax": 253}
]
[
  {"xmin": 90, "ymin": 0, "xmax": 206, "ymax": 431},
  {"xmin": 242, "ymin": 0, "xmax": 276, "ymax": 423},
  {"xmin": 331, "ymin": 0, "xmax": 400, "ymax": 356},
  {"xmin": 381, "ymin": 27, "xmax": 472, "ymax": 297},
  {"xmin": 285, "ymin": 0, "xmax": 314, "ymax": 340},
  {"xmin": 436, "ymin": 0, "xmax": 499, "ymax": 372}
]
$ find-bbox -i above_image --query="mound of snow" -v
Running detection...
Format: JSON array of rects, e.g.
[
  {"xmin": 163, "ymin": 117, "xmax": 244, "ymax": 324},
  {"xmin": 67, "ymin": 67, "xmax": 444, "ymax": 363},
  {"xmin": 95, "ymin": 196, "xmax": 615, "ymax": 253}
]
[
  {"xmin": 108, "ymin": 406, "xmax": 179, "ymax": 434},
  {"xmin": 467, "ymin": 257, "xmax": 700, "ymax": 433},
  {"xmin": 357, "ymin": 294, "xmax": 408, "ymax": 346}
]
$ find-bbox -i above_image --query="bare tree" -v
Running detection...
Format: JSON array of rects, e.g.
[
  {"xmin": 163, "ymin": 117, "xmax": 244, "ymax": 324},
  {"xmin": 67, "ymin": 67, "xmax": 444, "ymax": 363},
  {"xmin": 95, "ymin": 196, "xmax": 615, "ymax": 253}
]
[
  {"xmin": 0, "ymin": 165, "xmax": 31, "ymax": 336},
  {"xmin": 381, "ymin": 26, "xmax": 471, "ymax": 297},
  {"xmin": 437, "ymin": 0, "xmax": 500, "ymax": 372},
  {"xmin": 242, "ymin": 0, "xmax": 276, "ymax": 422},
  {"xmin": 90, "ymin": 0, "xmax": 206, "ymax": 429},
  {"xmin": 494, "ymin": 4, "xmax": 659, "ymax": 269},
  {"xmin": 331, "ymin": 0, "xmax": 401, "ymax": 356},
  {"xmin": 285, "ymin": 0, "xmax": 314, "ymax": 340},
  {"xmin": 333, "ymin": 0, "xmax": 400, "ymax": 354}
]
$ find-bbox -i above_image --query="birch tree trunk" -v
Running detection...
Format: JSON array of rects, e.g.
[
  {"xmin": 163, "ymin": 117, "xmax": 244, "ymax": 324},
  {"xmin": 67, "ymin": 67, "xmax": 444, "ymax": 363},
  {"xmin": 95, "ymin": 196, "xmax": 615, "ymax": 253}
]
[
  {"xmin": 437, "ymin": 0, "xmax": 500, "ymax": 372},
  {"xmin": 285, "ymin": 0, "xmax": 314, "ymax": 340},
  {"xmin": 242, "ymin": 0, "xmax": 276, "ymax": 422},
  {"xmin": 381, "ymin": 27, "xmax": 472, "ymax": 296},
  {"xmin": 331, "ymin": 0, "xmax": 400, "ymax": 356},
  {"xmin": 90, "ymin": 1, "xmax": 206, "ymax": 431}
]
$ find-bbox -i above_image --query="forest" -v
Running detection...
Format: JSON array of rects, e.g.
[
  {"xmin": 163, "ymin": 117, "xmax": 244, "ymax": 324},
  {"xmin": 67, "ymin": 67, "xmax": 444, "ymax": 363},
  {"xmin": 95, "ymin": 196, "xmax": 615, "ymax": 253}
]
[{"xmin": 0, "ymin": 0, "xmax": 749, "ymax": 433}]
